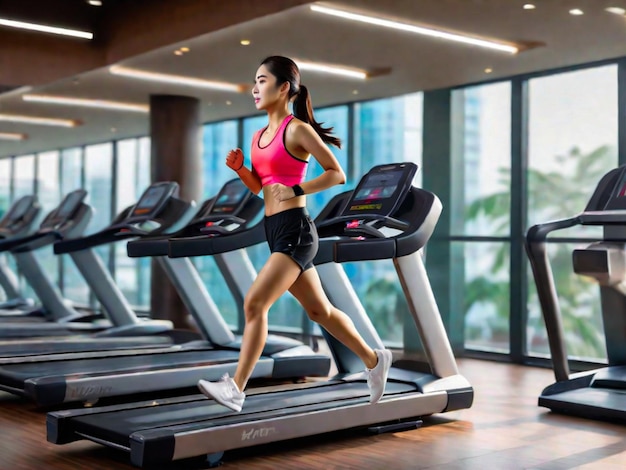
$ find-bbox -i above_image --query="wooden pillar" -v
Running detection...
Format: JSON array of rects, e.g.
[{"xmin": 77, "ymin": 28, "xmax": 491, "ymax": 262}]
[{"xmin": 149, "ymin": 95, "xmax": 203, "ymax": 328}]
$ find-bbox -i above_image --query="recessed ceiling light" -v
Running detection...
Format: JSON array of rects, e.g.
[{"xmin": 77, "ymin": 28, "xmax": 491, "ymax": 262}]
[
  {"xmin": 352, "ymin": 90, "xmax": 359, "ymax": 95},
  {"xmin": 0, "ymin": 113, "xmax": 79, "ymax": 127},
  {"xmin": 310, "ymin": 4, "xmax": 519, "ymax": 54},
  {"xmin": 606, "ymin": 7, "xmax": 626, "ymax": 15},
  {"xmin": 87, "ymin": 0, "xmax": 102, "ymax": 6},
  {"xmin": 484, "ymin": 67, "xmax": 493, "ymax": 73},
  {"xmin": 110, "ymin": 127, "xmax": 117, "ymax": 132},
  {"xmin": 109, "ymin": 65, "xmax": 243, "ymax": 92},
  {"xmin": 0, "ymin": 17, "xmax": 93, "ymax": 39},
  {"xmin": 569, "ymin": 9, "xmax": 584, "ymax": 15},
  {"xmin": 174, "ymin": 50, "xmax": 183, "ymax": 56},
  {"xmin": 0, "ymin": 132, "xmax": 27, "ymax": 141},
  {"xmin": 240, "ymin": 39, "xmax": 251, "ymax": 46},
  {"xmin": 297, "ymin": 60, "xmax": 369, "ymax": 79},
  {"xmin": 226, "ymin": 100, "xmax": 232, "ymax": 105},
  {"xmin": 523, "ymin": 4, "xmax": 536, "ymax": 10},
  {"xmin": 23, "ymin": 94, "xmax": 149, "ymax": 113},
  {"xmin": 180, "ymin": 47, "xmax": 190, "ymax": 52}
]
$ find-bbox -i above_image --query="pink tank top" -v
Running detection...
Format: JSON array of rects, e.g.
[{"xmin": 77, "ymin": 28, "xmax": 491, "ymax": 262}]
[{"xmin": 251, "ymin": 115, "xmax": 308, "ymax": 187}]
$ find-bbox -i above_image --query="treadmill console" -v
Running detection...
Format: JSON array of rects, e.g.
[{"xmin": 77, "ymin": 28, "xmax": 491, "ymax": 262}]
[
  {"xmin": 196, "ymin": 178, "xmax": 253, "ymax": 235},
  {"xmin": 128, "ymin": 182, "xmax": 178, "ymax": 221},
  {"xmin": 43, "ymin": 190, "xmax": 87, "ymax": 228},
  {"xmin": 208, "ymin": 178, "xmax": 251, "ymax": 215},
  {"xmin": 0, "ymin": 195, "xmax": 37, "ymax": 230},
  {"xmin": 318, "ymin": 162, "xmax": 418, "ymax": 238}
]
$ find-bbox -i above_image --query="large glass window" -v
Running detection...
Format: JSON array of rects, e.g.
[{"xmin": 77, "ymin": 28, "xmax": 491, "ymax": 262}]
[
  {"xmin": 84, "ymin": 143, "xmax": 113, "ymax": 308},
  {"xmin": 0, "ymin": 158, "xmax": 10, "ymax": 217},
  {"xmin": 115, "ymin": 139, "xmax": 151, "ymax": 308},
  {"xmin": 59, "ymin": 148, "xmax": 89, "ymax": 305},
  {"xmin": 449, "ymin": 83, "xmax": 512, "ymax": 353},
  {"xmin": 36, "ymin": 151, "xmax": 61, "ymax": 286},
  {"xmin": 526, "ymin": 65, "xmax": 618, "ymax": 360},
  {"xmin": 13, "ymin": 155, "xmax": 35, "ymax": 199},
  {"xmin": 351, "ymin": 93, "xmax": 423, "ymax": 346},
  {"xmin": 0, "ymin": 158, "xmax": 11, "ymax": 302},
  {"xmin": 197, "ymin": 122, "xmax": 240, "ymax": 324},
  {"xmin": 202, "ymin": 120, "xmax": 238, "ymax": 199}
]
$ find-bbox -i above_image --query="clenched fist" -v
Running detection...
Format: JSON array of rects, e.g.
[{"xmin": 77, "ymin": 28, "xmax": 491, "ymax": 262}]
[
  {"xmin": 269, "ymin": 183, "xmax": 296, "ymax": 202},
  {"xmin": 226, "ymin": 148, "xmax": 244, "ymax": 171}
]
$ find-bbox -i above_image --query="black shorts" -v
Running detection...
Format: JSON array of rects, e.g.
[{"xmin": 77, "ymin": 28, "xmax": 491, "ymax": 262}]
[{"xmin": 264, "ymin": 207, "xmax": 318, "ymax": 272}]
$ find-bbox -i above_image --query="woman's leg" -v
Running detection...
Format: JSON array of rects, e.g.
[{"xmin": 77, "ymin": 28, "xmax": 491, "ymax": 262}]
[
  {"xmin": 233, "ymin": 252, "xmax": 302, "ymax": 391},
  {"xmin": 288, "ymin": 266, "xmax": 378, "ymax": 369}
]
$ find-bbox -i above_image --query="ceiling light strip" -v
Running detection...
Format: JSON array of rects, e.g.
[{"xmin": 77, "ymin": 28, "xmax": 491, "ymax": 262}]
[
  {"xmin": 297, "ymin": 61, "xmax": 368, "ymax": 79},
  {"xmin": 23, "ymin": 94, "xmax": 149, "ymax": 113},
  {"xmin": 310, "ymin": 5, "xmax": 518, "ymax": 54},
  {"xmin": 0, "ymin": 132, "xmax": 27, "ymax": 141},
  {"xmin": 0, "ymin": 18, "xmax": 93, "ymax": 39},
  {"xmin": 0, "ymin": 114, "xmax": 78, "ymax": 128},
  {"xmin": 109, "ymin": 65, "xmax": 242, "ymax": 92}
]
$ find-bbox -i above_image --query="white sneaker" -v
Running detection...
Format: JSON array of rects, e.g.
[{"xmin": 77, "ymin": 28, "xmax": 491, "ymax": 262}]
[
  {"xmin": 198, "ymin": 373, "xmax": 245, "ymax": 412},
  {"xmin": 366, "ymin": 349, "xmax": 393, "ymax": 404}
]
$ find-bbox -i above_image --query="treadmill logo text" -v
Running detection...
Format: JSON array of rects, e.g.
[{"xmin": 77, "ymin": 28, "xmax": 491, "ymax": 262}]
[{"xmin": 241, "ymin": 426, "xmax": 278, "ymax": 441}]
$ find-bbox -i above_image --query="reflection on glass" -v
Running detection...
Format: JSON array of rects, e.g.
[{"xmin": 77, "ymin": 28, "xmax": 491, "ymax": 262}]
[
  {"xmin": 527, "ymin": 242, "xmax": 607, "ymax": 362},
  {"xmin": 460, "ymin": 241, "xmax": 511, "ymax": 353},
  {"xmin": 452, "ymin": 83, "xmax": 511, "ymax": 236}
]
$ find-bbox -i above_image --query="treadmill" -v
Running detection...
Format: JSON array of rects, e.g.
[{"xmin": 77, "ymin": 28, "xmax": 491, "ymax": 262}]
[
  {"xmin": 526, "ymin": 164, "xmax": 626, "ymax": 422},
  {"xmin": 0, "ymin": 189, "xmax": 108, "ymax": 337},
  {"xmin": 0, "ymin": 182, "xmax": 201, "ymax": 357},
  {"xmin": 0, "ymin": 195, "xmax": 42, "ymax": 313},
  {"xmin": 47, "ymin": 162, "xmax": 473, "ymax": 469},
  {"xmin": 0, "ymin": 178, "xmax": 329, "ymax": 406}
]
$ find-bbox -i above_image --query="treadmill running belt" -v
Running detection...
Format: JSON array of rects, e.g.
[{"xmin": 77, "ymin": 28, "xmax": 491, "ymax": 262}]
[
  {"xmin": 71, "ymin": 382, "xmax": 417, "ymax": 448},
  {"xmin": 0, "ymin": 349, "xmax": 240, "ymax": 390}
]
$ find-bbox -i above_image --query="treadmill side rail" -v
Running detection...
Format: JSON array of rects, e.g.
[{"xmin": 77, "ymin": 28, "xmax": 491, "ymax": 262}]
[{"xmin": 133, "ymin": 392, "xmax": 449, "ymax": 467}]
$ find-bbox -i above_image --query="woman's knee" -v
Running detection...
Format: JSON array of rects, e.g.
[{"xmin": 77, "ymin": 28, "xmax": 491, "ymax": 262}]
[
  {"xmin": 305, "ymin": 303, "xmax": 332, "ymax": 323},
  {"xmin": 243, "ymin": 295, "xmax": 268, "ymax": 322}
]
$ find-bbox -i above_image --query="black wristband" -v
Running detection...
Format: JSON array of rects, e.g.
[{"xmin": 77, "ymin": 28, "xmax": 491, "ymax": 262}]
[{"xmin": 292, "ymin": 184, "xmax": 305, "ymax": 197}]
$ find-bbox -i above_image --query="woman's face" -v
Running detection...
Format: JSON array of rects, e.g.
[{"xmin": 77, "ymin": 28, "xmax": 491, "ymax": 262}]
[{"xmin": 252, "ymin": 64, "xmax": 287, "ymax": 111}]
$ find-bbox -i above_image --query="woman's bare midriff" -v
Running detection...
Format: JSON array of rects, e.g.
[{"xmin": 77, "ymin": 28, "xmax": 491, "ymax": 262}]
[{"xmin": 262, "ymin": 185, "xmax": 306, "ymax": 216}]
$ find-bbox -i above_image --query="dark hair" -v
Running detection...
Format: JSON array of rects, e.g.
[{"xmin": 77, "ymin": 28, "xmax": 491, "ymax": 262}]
[{"xmin": 260, "ymin": 56, "xmax": 341, "ymax": 148}]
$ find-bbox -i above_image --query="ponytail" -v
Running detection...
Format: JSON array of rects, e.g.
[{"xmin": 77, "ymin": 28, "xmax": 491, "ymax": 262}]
[{"xmin": 292, "ymin": 85, "xmax": 342, "ymax": 149}]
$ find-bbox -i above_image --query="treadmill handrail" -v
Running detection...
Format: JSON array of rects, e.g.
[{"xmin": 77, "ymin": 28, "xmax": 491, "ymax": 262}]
[
  {"xmin": 168, "ymin": 220, "xmax": 266, "ymax": 258},
  {"xmin": 0, "ymin": 230, "xmax": 62, "ymax": 253},
  {"xmin": 54, "ymin": 225, "xmax": 141, "ymax": 254},
  {"xmin": 525, "ymin": 215, "xmax": 582, "ymax": 383}
]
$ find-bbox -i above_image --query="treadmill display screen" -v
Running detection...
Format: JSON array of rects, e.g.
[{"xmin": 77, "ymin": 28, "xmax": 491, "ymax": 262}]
[
  {"xmin": 349, "ymin": 169, "xmax": 404, "ymax": 211},
  {"xmin": 56, "ymin": 191, "xmax": 85, "ymax": 218},
  {"xmin": 133, "ymin": 186, "xmax": 167, "ymax": 216},
  {"xmin": 212, "ymin": 179, "xmax": 248, "ymax": 214}
]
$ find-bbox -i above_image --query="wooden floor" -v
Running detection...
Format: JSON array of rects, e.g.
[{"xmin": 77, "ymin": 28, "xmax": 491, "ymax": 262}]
[{"xmin": 1, "ymin": 358, "xmax": 625, "ymax": 469}]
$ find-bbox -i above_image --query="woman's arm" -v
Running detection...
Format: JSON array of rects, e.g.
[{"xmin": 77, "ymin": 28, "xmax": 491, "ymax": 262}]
[
  {"xmin": 226, "ymin": 148, "xmax": 262, "ymax": 194},
  {"xmin": 289, "ymin": 122, "xmax": 346, "ymax": 195}
]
